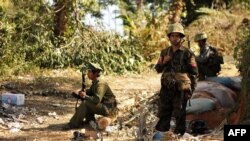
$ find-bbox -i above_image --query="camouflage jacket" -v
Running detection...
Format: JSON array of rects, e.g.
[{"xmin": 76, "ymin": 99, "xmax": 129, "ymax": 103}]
[{"xmin": 155, "ymin": 46, "xmax": 198, "ymax": 76}]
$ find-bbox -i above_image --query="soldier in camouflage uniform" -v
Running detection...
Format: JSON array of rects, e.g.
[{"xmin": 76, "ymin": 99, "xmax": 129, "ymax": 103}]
[
  {"xmin": 155, "ymin": 23, "xmax": 198, "ymax": 135},
  {"xmin": 195, "ymin": 32, "xmax": 224, "ymax": 80},
  {"xmin": 63, "ymin": 62, "xmax": 117, "ymax": 130}
]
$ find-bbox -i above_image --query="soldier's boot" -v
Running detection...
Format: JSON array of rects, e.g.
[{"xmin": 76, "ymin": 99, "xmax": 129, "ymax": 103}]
[
  {"xmin": 155, "ymin": 118, "xmax": 170, "ymax": 132},
  {"xmin": 173, "ymin": 129, "xmax": 185, "ymax": 136}
]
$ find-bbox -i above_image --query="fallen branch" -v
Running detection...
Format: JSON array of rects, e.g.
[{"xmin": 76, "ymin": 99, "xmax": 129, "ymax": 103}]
[
  {"xmin": 122, "ymin": 93, "xmax": 159, "ymax": 125},
  {"xmin": 0, "ymin": 111, "xmax": 29, "ymax": 124}
]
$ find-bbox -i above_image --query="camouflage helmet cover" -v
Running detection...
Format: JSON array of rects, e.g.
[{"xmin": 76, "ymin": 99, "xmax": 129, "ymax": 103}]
[
  {"xmin": 88, "ymin": 62, "xmax": 103, "ymax": 71},
  {"xmin": 167, "ymin": 23, "xmax": 185, "ymax": 38},
  {"xmin": 194, "ymin": 32, "xmax": 208, "ymax": 42}
]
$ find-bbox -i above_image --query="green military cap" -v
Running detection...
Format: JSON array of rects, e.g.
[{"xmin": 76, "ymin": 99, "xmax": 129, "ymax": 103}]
[
  {"xmin": 88, "ymin": 62, "xmax": 103, "ymax": 71},
  {"xmin": 194, "ymin": 32, "xmax": 207, "ymax": 42}
]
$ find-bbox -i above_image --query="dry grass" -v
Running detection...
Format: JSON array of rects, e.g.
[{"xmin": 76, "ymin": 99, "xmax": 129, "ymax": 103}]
[{"xmin": 186, "ymin": 7, "xmax": 250, "ymax": 55}]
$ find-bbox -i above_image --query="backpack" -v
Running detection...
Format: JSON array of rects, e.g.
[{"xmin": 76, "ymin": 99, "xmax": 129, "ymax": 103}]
[{"xmin": 207, "ymin": 46, "xmax": 224, "ymax": 74}]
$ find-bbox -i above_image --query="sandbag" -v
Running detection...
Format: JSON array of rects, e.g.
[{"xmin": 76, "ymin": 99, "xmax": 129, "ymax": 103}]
[
  {"xmin": 186, "ymin": 107, "xmax": 228, "ymax": 129},
  {"xmin": 194, "ymin": 81, "xmax": 236, "ymax": 108},
  {"xmin": 206, "ymin": 76, "xmax": 241, "ymax": 91},
  {"xmin": 186, "ymin": 98, "xmax": 216, "ymax": 114}
]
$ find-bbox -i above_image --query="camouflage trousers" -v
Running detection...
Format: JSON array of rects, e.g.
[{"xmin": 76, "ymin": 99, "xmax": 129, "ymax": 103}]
[{"xmin": 155, "ymin": 85, "xmax": 188, "ymax": 135}]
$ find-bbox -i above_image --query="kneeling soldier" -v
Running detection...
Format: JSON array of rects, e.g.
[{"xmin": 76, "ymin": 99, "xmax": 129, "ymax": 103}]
[{"xmin": 63, "ymin": 62, "xmax": 118, "ymax": 130}]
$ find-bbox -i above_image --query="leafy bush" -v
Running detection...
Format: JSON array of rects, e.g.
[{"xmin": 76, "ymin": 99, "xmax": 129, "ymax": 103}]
[
  {"xmin": 34, "ymin": 28, "xmax": 146, "ymax": 74},
  {"xmin": 0, "ymin": 1, "xmax": 146, "ymax": 76},
  {"xmin": 0, "ymin": 18, "xmax": 145, "ymax": 75},
  {"xmin": 234, "ymin": 19, "xmax": 250, "ymax": 72}
]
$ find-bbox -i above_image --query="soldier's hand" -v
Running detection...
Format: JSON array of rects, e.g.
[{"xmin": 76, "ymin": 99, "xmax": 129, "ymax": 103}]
[
  {"xmin": 157, "ymin": 57, "xmax": 163, "ymax": 64},
  {"xmin": 73, "ymin": 88, "xmax": 81, "ymax": 95},
  {"xmin": 78, "ymin": 91, "xmax": 86, "ymax": 98},
  {"xmin": 163, "ymin": 55, "xmax": 171, "ymax": 64},
  {"xmin": 184, "ymin": 90, "xmax": 192, "ymax": 100}
]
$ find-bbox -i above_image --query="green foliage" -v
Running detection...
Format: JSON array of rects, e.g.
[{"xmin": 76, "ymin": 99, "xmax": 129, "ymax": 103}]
[
  {"xmin": 234, "ymin": 21, "xmax": 250, "ymax": 72},
  {"xmin": 0, "ymin": 0, "xmax": 54, "ymax": 75},
  {"xmin": 118, "ymin": 0, "xmax": 170, "ymax": 61},
  {"xmin": 33, "ymin": 28, "xmax": 146, "ymax": 74},
  {"xmin": 0, "ymin": 1, "xmax": 145, "ymax": 76}
]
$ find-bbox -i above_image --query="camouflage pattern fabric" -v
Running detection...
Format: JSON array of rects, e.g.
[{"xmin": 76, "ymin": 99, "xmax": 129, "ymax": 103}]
[{"xmin": 155, "ymin": 46, "xmax": 198, "ymax": 135}]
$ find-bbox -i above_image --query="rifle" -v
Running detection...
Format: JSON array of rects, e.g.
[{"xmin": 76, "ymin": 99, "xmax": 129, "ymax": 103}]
[
  {"xmin": 187, "ymin": 35, "xmax": 191, "ymax": 49},
  {"xmin": 72, "ymin": 66, "xmax": 86, "ymax": 110},
  {"xmin": 186, "ymin": 35, "xmax": 196, "ymax": 105}
]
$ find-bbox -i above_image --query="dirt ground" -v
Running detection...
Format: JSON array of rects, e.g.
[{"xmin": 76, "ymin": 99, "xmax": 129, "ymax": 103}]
[
  {"xmin": 0, "ymin": 72, "xmax": 161, "ymax": 141},
  {"xmin": 0, "ymin": 56, "xmax": 240, "ymax": 141}
]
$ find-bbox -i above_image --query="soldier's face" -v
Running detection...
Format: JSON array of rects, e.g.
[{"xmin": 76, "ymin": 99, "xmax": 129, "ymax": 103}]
[
  {"xmin": 169, "ymin": 33, "xmax": 182, "ymax": 46},
  {"xmin": 87, "ymin": 70, "xmax": 98, "ymax": 80},
  {"xmin": 87, "ymin": 70, "xmax": 94, "ymax": 80},
  {"xmin": 197, "ymin": 40, "xmax": 205, "ymax": 47}
]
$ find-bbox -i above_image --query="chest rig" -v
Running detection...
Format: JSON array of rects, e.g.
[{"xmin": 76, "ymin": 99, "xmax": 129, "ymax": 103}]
[{"xmin": 161, "ymin": 47, "xmax": 191, "ymax": 90}]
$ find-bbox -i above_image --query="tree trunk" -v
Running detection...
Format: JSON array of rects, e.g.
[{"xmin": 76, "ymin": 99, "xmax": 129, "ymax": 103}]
[
  {"xmin": 54, "ymin": 0, "xmax": 73, "ymax": 37},
  {"xmin": 242, "ymin": 51, "xmax": 250, "ymax": 121}
]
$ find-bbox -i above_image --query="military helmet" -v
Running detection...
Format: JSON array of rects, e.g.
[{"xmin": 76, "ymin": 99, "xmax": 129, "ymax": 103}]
[
  {"xmin": 167, "ymin": 23, "xmax": 185, "ymax": 38},
  {"xmin": 194, "ymin": 32, "xmax": 207, "ymax": 42},
  {"xmin": 88, "ymin": 62, "xmax": 103, "ymax": 71}
]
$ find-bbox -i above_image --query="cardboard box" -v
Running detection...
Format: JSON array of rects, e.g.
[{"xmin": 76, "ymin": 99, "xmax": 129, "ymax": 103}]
[{"xmin": 1, "ymin": 93, "xmax": 25, "ymax": 105}]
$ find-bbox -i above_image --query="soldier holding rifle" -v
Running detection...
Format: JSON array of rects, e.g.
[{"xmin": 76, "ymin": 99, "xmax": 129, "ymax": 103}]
[
  {"xmin": 154, "ymin": 23, "xmax": 198, "ymax": 136},
  {"xmin": 63, "ymin": 62, "xmax": 118, "ymax": 130}
]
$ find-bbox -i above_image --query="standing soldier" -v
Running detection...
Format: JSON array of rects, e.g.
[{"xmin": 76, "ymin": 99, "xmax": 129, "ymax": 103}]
[
  {"xmin": 63, "ymin": 62, "xmax": 118, "ymax": 130},
  {"xmin": 194, "ymin": 32, "xmax": 224, "ymax": 80},
  {"xmin": 155, "ymin": 23, "xmax": 198, "ymax": 135}
]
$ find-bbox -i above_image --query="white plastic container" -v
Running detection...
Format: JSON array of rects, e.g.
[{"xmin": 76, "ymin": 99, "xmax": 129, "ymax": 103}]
[{"xmin": 1, "ymin": 92, "xmax": 25, "ymax": 105}]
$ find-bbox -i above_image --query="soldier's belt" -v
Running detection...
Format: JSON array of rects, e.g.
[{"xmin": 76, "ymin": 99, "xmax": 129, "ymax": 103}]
[
  {"xmin": 102, "ymin": 98, "xmax": 116, "ymax": 103},
  {"xmin": 164, "ymin": 66, "xmax": 185, "ymax": 72},
  {"xmin": 161, "ymin": 72, "xmax": 191, "ymax": 89},
  {"xmin": 162, "ymin": 72, "xmax": 190, "ymax": 81}
]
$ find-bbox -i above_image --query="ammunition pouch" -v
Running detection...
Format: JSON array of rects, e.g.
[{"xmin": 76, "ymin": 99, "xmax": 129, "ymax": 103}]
[
  {"xmin": 161, "ymin": 72, "xmax": 192, "ymax": 100},
  {"xmin": 161, "ymin": 72, "xmax": 191, "ymax": 91},
  {"xmin": 175, "ymin": 73, "xmax": 191, "ymax": 91},
  {"xmin": 174, "ymin": 73, "xmax": 192, "ymax": 100},
  {"xmin": 161, "ymin": 72, "xmax": 176, "ymax": 87}
]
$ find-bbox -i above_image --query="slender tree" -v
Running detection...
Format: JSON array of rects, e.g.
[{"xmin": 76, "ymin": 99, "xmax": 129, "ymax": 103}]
[{"xmin": 53, "ymin": 0, "xmax": 74, "ymax": 37}]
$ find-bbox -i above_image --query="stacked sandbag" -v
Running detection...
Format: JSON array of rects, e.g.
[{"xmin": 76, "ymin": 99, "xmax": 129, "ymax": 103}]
[
  {"xmin": 206, "ymin": 76, "xmax": 242, "ymax": 92},
  {"xmin": 186, "ymin": 79, "xmax": 240, "ymax": 129},
  {"xmin": 186, "ymin": 98, "xmax": 216, "ymax": 114},
  {"xmin": 194, "ymin": 81, "xmax": 236, "ymax": 108}
]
